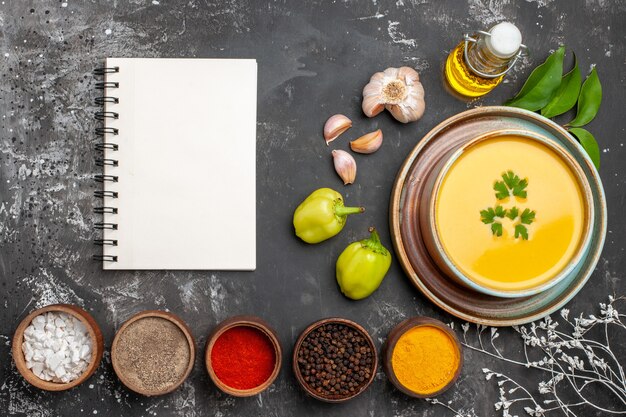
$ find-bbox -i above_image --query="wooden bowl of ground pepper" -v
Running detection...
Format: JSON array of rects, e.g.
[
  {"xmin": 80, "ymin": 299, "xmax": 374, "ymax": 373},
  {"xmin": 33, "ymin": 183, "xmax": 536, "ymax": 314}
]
[
  {"xmin": 205, "ymin": 315, "xmax": 282, "ymax": 397},
  {"xmin": 111, "ymin": 310, "xmax": 195, "ymax": 396},
  {"xmin": 293, "ymin": 317, "xmax": 377, "ymax": 403},
  {"xmin": 383, "ymin": 316, "xmax": 463, "ymax": 398}
]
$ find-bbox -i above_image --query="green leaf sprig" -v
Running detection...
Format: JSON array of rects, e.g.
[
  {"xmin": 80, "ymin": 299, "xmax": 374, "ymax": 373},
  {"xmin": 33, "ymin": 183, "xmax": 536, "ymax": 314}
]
[
  {"xmin": 541, "ymin": 54, "xmax": 581, "ymax": 118},
  {"xmin": 506, "ymin": 46, "xmax": 565, "ymax": 111},
  {"xmin": 480, "ymin": 171, "xmax": 536, "ymax": 240},
  {"xmin": 568, "ymin": 67, "xmax": 602, "ymax": 127},
  {"xmin": 495, "ymin": 170, "xmax": 528, "ymax": 199},
  {"xmin": 506, "ymin": 47, "xmax": 602, "ymax": 169}
]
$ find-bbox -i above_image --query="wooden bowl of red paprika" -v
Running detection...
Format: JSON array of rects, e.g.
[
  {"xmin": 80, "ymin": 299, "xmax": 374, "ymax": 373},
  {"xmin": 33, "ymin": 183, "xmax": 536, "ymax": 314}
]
[{"xmin": 205, "ymin": 315, "xmax": 282, "ymax": 397}]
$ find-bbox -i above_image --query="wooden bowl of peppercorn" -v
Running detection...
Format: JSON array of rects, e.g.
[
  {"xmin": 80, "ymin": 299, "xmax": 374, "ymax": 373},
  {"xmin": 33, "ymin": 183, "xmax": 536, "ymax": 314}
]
[
  {"xmin": 205, "ymin": 315, "xmax": 282, "ymax": 397},
  {"xmin": 293, "ymin": 317, "xmax": 378, "ymax": 403}
]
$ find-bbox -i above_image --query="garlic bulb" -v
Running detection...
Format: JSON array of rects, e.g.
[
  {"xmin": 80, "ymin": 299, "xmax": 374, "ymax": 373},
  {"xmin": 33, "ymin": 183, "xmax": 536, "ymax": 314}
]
[
  {"xmin": 350, "ymin": 129, "xmax": 383, "ymax": 154},
  {"xmin": 362, "ymin": 67, "xmax": 425, "ymax": 123},
  {"xmin": 324, "ymin": 114, "xmax": 352, "ymax": 145},
  {"xmin": 332, "ymin": 150, "xmax": 356, "ymax": 185}
]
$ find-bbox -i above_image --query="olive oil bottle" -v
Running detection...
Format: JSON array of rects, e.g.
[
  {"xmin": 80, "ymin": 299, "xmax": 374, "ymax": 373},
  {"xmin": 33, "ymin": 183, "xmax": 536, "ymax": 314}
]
[{"xmin": 445, "ymin": 22, "xmax": 526, "ymax": 98}]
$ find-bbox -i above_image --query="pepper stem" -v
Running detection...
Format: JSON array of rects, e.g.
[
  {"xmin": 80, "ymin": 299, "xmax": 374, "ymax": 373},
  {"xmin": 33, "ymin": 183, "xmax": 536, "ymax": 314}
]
[
  {"xmin": 335, "ymin": 206, "xmax": 365, "ymax": 217},
  {"xmin": 364, "ymin": 227, "xmax": 389, "ymax": 255}
]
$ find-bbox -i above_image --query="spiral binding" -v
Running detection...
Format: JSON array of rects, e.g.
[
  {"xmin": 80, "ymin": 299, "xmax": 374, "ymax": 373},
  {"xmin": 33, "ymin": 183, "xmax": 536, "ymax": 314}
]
[
  {"xmin": 95, "ymin": 111, "xmax": 119, "ymax": 120},
  {"xmin": 94, "ymin": 207, "xmax": 118, "ymax": 214},
  {"xmin": 93, "ymin": 255, "xmax": 118, "ymax": 262},
  {"xmin": 93, "ymin": 66, "xmax": 119, "ymax": 75},
  {"xmin": 94, "ymin": 239, "xmax": 118, "ymax": 246},
  {"xmin": 95, "ymin": 97, "xmax": 119, "ymax": 105},
  {"xmin": 95, "ymin": 127, "xmax": 118, "ymax": 136},
  {"xmin": 95, "ymin": 143, "xmax": 119, "ymax": 151},
  {"xmin": 93, "ymin": 66, "xmax": 120, "ymax": 263},
  {"xmin": 95, "ymin": 158, "xmax": 119, "ymax": 167},
  {"xmin": 94, "ymin": 174, "xmax": 118, "ymax": 183},
  {"xmin": 94, "ymin": 190, "xmax": 118, "ymax": 198},
  {"xmin": 95, "ymin": 82, "xmax": 119, "ymax": 90},
  {"xmin": 94, "ymin": 223, "xmax": 118, "ymax": 230}
]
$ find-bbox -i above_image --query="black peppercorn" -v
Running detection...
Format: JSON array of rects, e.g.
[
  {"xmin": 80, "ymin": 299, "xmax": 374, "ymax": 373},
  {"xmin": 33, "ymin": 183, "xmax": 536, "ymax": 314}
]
[{"xmin": 296, "ymin": 322, "xmax": 375, "ymax": 399}]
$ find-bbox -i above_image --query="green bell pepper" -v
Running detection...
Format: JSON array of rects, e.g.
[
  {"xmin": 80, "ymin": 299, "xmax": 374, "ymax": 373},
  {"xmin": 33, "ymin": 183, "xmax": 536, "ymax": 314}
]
[
  {"xmin": 293, "ymin": 188, "xmax": 364, "ymax": 244},
  {"xmin": 336, "ymin": 227, "xmax": 392, "ymax": 300}
]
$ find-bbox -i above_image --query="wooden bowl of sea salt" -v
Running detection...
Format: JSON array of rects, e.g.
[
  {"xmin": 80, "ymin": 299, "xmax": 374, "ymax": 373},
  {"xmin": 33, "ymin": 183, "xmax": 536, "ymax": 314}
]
[{"xmin": 12, "ymin": 304, "xmax": 104, "ymax": 391}]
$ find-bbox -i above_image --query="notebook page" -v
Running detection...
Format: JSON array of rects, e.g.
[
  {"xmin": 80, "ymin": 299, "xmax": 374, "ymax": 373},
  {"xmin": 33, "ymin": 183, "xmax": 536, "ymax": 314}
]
[{"xmin": 101, "ymin": 58, "xmax": 256, "ymax": 270}]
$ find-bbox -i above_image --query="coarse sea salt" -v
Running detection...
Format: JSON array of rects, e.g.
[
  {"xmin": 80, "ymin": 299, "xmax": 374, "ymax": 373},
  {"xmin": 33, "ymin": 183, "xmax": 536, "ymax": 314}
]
[{"xmin": 22, "ymin": 311, "xmax": 92, "ymax": 383}]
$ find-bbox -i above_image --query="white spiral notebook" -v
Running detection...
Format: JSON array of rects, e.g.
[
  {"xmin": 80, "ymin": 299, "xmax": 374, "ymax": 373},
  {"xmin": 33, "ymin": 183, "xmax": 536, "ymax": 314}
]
[{"xmin": 94, "ymin": 58, "xmax": 257, "ymax": 270}]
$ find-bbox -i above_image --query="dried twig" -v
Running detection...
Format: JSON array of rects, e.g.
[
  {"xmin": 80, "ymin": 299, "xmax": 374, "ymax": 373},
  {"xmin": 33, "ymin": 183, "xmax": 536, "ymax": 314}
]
[{"xmin": 430, "ymin": 296, "xmax": 625, "ymax": 416}]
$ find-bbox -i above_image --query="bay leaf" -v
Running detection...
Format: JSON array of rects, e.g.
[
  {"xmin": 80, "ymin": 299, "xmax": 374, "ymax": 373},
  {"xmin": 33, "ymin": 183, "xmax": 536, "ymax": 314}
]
[
  {"xmin": 541, "ymin": 54, "xmax": 581, "ymax": 118},
  {"xmin": 568, "ymin": 67, "xmax": 602, "ymax": 127},
  {"xmin": 569, "ymin": 127, "xmax": 600, "ymax": 169},
  {"xmin": 506, "ymin": 46, "xmax": 565, "ymax": 111}
]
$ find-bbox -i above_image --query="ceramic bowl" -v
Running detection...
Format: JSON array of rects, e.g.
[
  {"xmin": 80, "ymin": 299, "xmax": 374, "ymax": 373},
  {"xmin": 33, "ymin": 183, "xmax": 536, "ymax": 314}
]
[
  {"xmin": 419, "ymin": 128, "xmax": 595, "ymax": 298},
  {"xmin": 111, "ymin": 310, "xmax": 195, "ymax": 396},
  {"xmin": 382, "ymin": 317, "xmax": 462, "ymax": 398},
  {"xmin": 389, "ymin": 106, "xmax": 607, "ymax": 326},
  {"xmin": 12, "ymin": 304, "xmax": 104, "ymax": 391},
  {"xmin": 292, "ymin": 317, "xmax": 377, "ymax": 403},
  {"xmin": 205, "ymin": 315, "xmax": 282, "ymax": 397}
]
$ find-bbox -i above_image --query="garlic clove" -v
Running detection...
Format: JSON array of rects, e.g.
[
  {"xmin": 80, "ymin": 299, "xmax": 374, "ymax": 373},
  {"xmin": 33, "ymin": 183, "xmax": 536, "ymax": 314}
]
[
  {"xmin": 324, "ymin": 114, "xmax": 352, "ymax": 145},
  {"xmin": 381, "ymin": 67, "xmax": 401, "ymax": 81},
  {"xmin": 362, "ymin": 94, "xmax": 385, "ymax": 118},
  {"xmin": 398, "ymin": 66, "xmax": 420, "ymax": 86},
  {"xmin": 362, "ymin": 73, "xmax": 386, "ymax": 118},
  {"xmin": 332, "ymin": 150, "xmax": 357, "ymax": 185},
  {"xmin": 350, "ymin": 129, "xmax": 383, "ymax": 154}
]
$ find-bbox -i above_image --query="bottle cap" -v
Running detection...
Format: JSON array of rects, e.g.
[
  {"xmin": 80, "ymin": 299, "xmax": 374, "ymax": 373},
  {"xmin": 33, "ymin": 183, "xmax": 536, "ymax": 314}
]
[{"xmin": 486, "ymin": 22, "xmax": 522, "ymax": 58}]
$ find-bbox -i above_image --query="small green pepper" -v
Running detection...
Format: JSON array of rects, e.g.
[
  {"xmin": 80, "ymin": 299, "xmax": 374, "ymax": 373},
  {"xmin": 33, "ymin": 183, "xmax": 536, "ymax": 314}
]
[
  {"xmin": 336, "ymin": 227, "xmax": 392, "ymax": 300},
  {"xmin": 293, "ymin": 188, "xmax": 364, "ymax": 244}
]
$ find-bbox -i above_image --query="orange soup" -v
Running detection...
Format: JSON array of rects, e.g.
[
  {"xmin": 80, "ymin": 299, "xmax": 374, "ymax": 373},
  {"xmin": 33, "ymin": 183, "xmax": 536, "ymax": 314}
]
[{"xmin": 435, "ymin": 136, "xmax": 586, "ymax": 292}]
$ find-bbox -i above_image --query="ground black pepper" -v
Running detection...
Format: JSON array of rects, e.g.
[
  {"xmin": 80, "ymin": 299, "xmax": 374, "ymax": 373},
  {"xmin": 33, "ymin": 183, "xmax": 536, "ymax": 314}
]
[
  {"xmin": 296, "ymin": 322, "xmax": 374, "ymax": 399},
  {"xmin": 115, "ymin": 317, "xmax": 190, "ymax": 393}
]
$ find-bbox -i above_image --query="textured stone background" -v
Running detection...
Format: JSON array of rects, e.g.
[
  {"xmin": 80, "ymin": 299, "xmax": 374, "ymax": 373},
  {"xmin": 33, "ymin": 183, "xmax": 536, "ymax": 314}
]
[{"xmin": 0, "ymin": 0, "xmax": 624, "ymax": 416}]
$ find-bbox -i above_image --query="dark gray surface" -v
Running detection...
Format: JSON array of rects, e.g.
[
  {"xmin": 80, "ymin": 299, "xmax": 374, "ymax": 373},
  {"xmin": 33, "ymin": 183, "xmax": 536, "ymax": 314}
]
[{"xmin": 0, "ymin": 0, "xmax": 624, "ymax": 416}]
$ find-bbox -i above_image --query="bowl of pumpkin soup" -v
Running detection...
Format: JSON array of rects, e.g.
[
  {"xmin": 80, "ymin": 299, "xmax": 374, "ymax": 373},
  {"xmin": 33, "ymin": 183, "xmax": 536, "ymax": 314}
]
[{"xmin": 420, "ymin": 130, "xmax": 594, "ymax": 298}]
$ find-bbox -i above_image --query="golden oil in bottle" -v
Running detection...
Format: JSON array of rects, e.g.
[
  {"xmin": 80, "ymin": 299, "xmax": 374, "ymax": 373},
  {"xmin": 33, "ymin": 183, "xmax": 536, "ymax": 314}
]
[
  {"xmin": 445, "ymin": 42, "xmax": 505, "ymax": 97},
  {"xmin": 445, "ymin": 22, "xmax": 524, "ymax": 98}
]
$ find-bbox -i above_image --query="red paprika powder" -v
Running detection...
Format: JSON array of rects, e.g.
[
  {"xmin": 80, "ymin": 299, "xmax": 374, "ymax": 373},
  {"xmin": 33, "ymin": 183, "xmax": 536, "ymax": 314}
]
[{"xmin": 211, "ymin": 326, "xmax": 276, "ymax": 390}]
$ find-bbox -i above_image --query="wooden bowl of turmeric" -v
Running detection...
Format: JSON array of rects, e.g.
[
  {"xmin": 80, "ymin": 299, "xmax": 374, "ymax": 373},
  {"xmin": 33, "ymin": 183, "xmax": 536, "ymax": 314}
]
[{"xmin": 383, "ymin": 317, "xmax": 462, "ymax": 398}]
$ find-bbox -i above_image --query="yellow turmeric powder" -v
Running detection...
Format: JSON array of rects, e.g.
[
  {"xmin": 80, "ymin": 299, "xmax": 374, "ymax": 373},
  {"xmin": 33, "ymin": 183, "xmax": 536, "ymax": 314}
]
[{"xmin": 391, "ymin": 325, "xmax": 460, "ymax": 395}]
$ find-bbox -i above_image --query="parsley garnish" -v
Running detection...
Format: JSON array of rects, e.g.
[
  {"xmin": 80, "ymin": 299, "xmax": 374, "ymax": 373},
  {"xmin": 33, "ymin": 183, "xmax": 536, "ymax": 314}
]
[
  {"xmin": 481, "ymin": 205, "xmax": 507, "ymax": 224},
  {"xmin": 480, "ymin": 171, "xmax": 536, "ymax": 240},
  {"xmin": 491, "ymin": 223, "xmax": 503, "ymax": 237},
  {"xmin": 493, "ymin": 171, "xmax": 529, "ymax": 200},
  {"xmin": 480, "ymin": 207, "xmax": 495, "ymax": 224},
  {"xmin": 515, "ymin": 224, "xmax": 529, "ymax": 240},
  {"xmin": 520, "ymin": 208, "xmax": 536, "ymax": 224},
  {"xmin": 502, "ymin": 170, "xmax": 521, "ymax": 189},
  {"xmin": 513, "ymin": 178, "xmax": 528, "ymax": 198},
  {"xmin": 506, "ymin": 206, "xmax": 519, "ymax": 220},
  {"xmin": 493, "ymin": 181, "xmax": 509, "ymax": 200}
]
